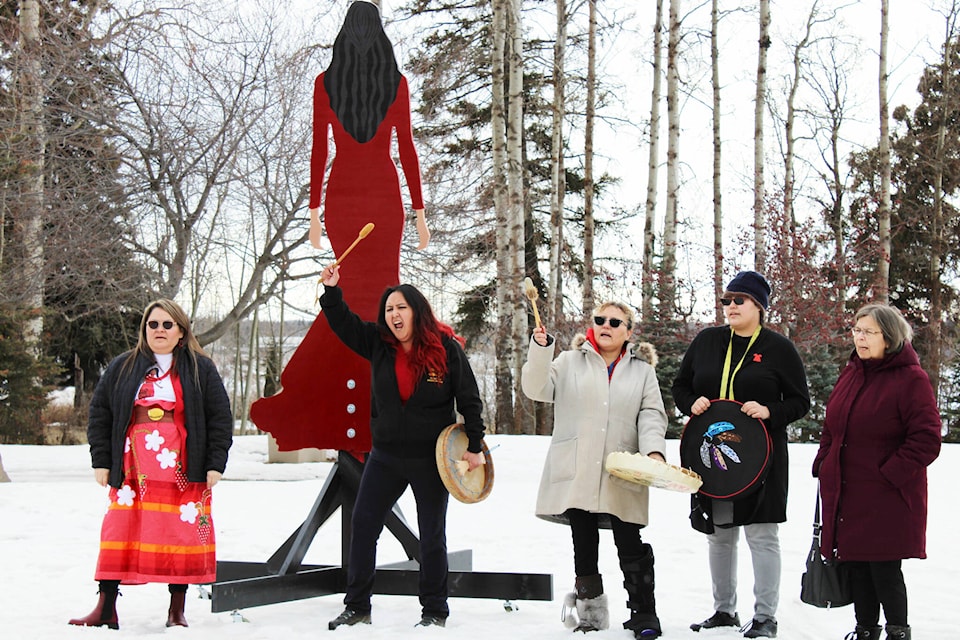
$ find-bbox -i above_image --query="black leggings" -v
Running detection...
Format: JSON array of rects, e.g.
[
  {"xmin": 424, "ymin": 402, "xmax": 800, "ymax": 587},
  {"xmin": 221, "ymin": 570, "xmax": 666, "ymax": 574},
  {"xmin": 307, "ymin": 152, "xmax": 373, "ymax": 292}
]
[
  {"xmin": 846, "ymin": 560, "xmax": 907, "ymax": 627},
  {"xmin": 567, "ymin": 508, "xmax": 644, "ymax": 576},
  {"xmin": 98, "ymin": 580, "xmax": 187, "ymax": 594}
]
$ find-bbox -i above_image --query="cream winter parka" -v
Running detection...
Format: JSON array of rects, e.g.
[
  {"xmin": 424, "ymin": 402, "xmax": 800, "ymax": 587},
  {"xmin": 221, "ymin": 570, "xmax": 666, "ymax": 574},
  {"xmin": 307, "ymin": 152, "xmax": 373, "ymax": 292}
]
[{"xmin": 522, "ymin": 333, "xmax": 668, "ymax": 527}]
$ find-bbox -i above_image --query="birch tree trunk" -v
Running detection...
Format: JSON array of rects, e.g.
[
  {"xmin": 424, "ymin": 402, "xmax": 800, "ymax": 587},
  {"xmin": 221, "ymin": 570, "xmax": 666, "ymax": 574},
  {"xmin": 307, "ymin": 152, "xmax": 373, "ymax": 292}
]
[
  {"xmin": 550, "ymin": 0, "xmax": 567, "ymax": 325},
  {"xmin": 877, "ymin": 0, "xmax": 892, "ymax": 301},
  {"xmin": 18, "ymin": 0, "xmax": 45, "ymax": 350},
  {"xmin": 506, "ymin": 0, "xmax": 528, "ymax": 434},
  {"xmin": 491, "ymin": 0, "xmax": 516, "ymax": 432},
  {"xmin": 660, "ymin": 0, "xmax": 680, "ymax": 318},
  {"xmin": 753, "ymin": 0, "xmax": 770, "ymax": 270},
  {"xmin": 582, "ymin": 0, "xmax": 597, "ymax": 316},
  {"xmin": 642, "ymin": 0, "xmax": 664, "ymax": 324},
  {"xmin": 710, "ymin": 0, "xmax": 723, "ymax": 323}
]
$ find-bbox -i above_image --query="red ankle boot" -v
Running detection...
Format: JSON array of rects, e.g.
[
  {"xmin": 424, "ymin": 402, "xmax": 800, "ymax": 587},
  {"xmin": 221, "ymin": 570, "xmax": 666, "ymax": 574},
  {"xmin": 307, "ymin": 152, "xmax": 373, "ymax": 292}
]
[
  {"xmin": 166, "ymin": 590, "xmax": 188, "ymax": 627},
  {"xmin": 68, "ymin": 588, "xmax": 120, "ymax": 629}
]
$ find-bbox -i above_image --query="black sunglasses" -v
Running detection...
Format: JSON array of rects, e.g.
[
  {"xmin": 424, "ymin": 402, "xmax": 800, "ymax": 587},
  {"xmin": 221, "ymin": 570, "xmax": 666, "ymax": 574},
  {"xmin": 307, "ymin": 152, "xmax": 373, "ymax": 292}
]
[
  {"xmin": 594, "ymin": 316, "xmax": 626, "ymax": 329},
  {"xmin": 720, "ymin": 296, "xmax": 747, "ymax": 306},
  {"xmin": 147, "ymin": 320, "xmax": 176, "ymax": 330}
]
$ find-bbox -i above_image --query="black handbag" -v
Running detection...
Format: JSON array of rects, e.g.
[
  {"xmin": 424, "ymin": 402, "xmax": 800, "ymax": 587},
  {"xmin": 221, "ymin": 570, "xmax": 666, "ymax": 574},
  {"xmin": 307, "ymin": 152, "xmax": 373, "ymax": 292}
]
[{"xmin": 800, "ymin": 485, "xmax": 853, "ymax": 608}]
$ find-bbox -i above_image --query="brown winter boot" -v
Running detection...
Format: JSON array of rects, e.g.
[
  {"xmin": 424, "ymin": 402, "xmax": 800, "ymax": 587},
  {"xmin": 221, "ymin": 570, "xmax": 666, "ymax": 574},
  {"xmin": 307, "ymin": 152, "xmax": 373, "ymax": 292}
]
[
  {"xmin": 166, "ymin": 588, "xmax": 189, "ymax": 627},
  {"xmin": 68, "ymin": 586, "xmax": 120, "ymax": 630}
]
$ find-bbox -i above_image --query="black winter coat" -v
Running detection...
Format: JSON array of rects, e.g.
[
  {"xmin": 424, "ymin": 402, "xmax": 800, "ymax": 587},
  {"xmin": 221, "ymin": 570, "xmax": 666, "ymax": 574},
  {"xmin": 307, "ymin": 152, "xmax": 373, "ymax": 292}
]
[
  {"xmin": 320, "ymin": 285, "xmax": 485, "ymax": 458},
  {"xmin": 87, "ymin": 350, "xmax": 233, "ymax": 487},
  {"xmin": 672, "ymin": 325, "xmax": 810, "ymax": 532}
]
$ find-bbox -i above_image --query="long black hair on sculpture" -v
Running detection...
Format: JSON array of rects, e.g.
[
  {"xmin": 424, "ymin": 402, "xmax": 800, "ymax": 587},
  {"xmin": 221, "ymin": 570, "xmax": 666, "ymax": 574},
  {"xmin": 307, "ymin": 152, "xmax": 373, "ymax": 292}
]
[{"xmin": 324, "ymin": 1, "xmax": 401, "ymax": 144}]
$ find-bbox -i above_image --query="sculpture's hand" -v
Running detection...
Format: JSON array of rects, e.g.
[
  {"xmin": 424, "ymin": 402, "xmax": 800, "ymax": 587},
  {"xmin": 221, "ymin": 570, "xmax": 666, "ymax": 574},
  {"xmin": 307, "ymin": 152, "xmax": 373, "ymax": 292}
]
[
  {"xmin": 415, "ymin": 209, "xmax": 430, "ymax": 250},
  {"xmin": 309, "ymin": 207, "xmax": 324, "ymax": 250}
]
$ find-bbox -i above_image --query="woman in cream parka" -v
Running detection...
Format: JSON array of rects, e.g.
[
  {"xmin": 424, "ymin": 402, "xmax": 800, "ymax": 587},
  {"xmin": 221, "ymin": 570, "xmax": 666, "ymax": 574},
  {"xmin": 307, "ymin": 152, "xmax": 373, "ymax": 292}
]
[{"xmin": 521, "ymin": 301, "xmax": 668, "ymax": 639}]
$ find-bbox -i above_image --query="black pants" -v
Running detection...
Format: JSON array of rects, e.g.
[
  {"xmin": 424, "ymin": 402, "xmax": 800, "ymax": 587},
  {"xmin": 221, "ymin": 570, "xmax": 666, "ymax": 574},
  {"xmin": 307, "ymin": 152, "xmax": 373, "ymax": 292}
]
[
  {"xmin": 97, "ymin": 580, "xmax": 186, "ymax": 594},
  {"xmin": 846, "ymin": 560, "xmax": 908, "ymax": 627},
  {"xmin": 345, "ymin": 448, "xmax": 450, "ymax": 618},
  {"xmin": 567, "ymin": 508, "xmax": 645, "ymax": 576}
]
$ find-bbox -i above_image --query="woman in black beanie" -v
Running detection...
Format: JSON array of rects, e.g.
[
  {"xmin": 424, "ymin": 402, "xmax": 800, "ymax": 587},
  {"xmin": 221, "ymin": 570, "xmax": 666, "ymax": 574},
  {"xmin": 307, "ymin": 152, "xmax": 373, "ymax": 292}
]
[{"xmin": 672, "ymin": 271, "xmax": 810, "ymax": 639}]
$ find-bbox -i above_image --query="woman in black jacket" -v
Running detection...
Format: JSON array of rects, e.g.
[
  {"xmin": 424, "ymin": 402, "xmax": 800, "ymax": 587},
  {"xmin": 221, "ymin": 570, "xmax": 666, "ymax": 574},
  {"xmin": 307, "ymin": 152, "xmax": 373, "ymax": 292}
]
[
  {"xmin": 320, "ymin": 264, "xmax": 486, "ymax": 629},
  {"xmin": 69, "ymin": 299, "xmax": 232, "ymax": 630},
  {"xmin": 672, "ymin": 272, "xmax": 809, "ymax": 639}
]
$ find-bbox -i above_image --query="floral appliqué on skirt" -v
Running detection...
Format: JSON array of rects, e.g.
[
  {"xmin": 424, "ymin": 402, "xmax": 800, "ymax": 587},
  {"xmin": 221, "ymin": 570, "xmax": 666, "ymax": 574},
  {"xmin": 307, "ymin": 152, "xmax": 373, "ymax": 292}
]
[{"xmin": 94, "ymin": 401, "xmax": 216, "ymax": 584}]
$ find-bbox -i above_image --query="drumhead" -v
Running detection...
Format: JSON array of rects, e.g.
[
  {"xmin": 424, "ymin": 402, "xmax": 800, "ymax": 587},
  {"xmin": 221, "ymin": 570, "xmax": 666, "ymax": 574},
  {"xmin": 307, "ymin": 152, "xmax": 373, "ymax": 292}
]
[
  {"xmin": 605, "ymin": 451, "xmax": 703, "ymax": 494},
  {"xmin": 435, "ymin": 424, "xmax": 494, "ymax": 503},
  {"xmin": 679, "ymin": 399, "xmax": 771, "ymax": 500}
]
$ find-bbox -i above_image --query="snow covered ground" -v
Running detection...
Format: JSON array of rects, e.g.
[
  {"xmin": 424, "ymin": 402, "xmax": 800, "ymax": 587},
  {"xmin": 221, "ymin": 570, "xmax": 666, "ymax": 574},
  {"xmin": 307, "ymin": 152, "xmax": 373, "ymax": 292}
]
[{"xmin": 1, "ymin": 435, "xmax": 954, "ymax": 639}]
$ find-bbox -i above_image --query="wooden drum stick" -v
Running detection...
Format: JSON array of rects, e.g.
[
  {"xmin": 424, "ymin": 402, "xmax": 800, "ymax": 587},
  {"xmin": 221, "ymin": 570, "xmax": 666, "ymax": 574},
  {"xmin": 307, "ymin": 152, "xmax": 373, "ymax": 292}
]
[
  {"xmin": 332, "ymin": 222, "xmax": 375, "ymax": 267},
  {"xmin": 524, "ymin": 277, "xmax": 542, "ymax": 328}
]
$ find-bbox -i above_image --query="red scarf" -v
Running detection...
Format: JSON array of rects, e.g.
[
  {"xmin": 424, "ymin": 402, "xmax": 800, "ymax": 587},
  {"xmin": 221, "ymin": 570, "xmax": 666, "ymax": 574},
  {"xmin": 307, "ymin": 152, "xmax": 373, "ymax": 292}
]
[
  {"xmin": 585, "ymin": 327, "xmax": 626, "ymax": 380},
  {"xmin": 394, "ymin": 347, "xmax": 417, "ymax": 403}
]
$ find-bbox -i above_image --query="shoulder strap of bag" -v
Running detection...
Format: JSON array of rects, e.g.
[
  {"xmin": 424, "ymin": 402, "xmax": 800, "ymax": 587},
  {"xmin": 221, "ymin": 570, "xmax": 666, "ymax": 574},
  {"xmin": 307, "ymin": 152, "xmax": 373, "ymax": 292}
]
[{"xmin": 812, "ymin": 481, "xmax": 823, "ymax": 543}]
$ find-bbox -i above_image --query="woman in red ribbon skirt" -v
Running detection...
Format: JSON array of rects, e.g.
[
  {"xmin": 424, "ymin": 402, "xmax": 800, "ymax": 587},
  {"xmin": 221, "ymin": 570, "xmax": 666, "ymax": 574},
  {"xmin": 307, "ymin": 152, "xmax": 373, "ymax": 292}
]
[{"xmin": 69, "ymin": 299, "xmax": 233, "ymax": 629}]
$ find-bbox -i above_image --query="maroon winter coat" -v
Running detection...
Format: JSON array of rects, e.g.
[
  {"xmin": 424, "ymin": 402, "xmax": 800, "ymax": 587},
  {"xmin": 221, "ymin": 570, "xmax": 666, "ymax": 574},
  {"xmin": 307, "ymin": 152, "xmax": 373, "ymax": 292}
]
[{"xmin": 812, "ymin": 342, "xmax": 941, "ymax": 562}]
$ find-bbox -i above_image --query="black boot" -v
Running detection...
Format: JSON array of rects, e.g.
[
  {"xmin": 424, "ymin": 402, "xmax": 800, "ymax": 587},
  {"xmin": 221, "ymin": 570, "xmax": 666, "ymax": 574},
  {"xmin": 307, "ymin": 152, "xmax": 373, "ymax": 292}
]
[
  {"xmin": 844, "ymin": 624, "xmax": 883, "ymax": 640},
  {"xmin": 328, "ymin": 607, "xmax": 372, "ymax": 630},
  {"xmin": 885, "ymin": 625, "xmax": 911, "ymax": 640},
  {"xmin": 68, "ymin": 582, "xmax": 120, "ymax": 630},
  {"xmin": 691, "ymin": 611, "xmax": 740, "ymax": 631},
  {"xmin": 561, "ymin": 574, "xmax": 609, "ymax": 632},
  {"xmin": 620, "ymin": 544, "xmax": 661, "ymax": 639}
]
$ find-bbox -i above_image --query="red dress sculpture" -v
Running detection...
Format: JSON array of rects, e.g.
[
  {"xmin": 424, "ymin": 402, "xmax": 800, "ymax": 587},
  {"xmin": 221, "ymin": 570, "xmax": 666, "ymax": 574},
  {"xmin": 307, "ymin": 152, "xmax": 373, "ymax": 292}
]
[{"xmin": 250, "ymin": 4, "xmax": 426, "ymax": 454}]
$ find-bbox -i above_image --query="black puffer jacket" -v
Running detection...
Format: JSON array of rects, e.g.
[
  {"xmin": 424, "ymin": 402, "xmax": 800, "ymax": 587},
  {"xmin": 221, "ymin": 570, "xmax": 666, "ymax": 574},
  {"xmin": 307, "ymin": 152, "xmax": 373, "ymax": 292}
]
[
  {"xmin": 320, "ymin": 285, "xmax": 485, "ymax": 458},
  {"xmin": 87, "ymin": 350, "xmax": 233, "ymax": 487}
]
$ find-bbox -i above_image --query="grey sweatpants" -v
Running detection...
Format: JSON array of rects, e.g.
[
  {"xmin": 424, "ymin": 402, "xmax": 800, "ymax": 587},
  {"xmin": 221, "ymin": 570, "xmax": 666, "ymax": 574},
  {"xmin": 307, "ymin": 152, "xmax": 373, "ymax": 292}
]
[{"xmin": 707, "ymin": 523, "xmax": 780, "ymax": 622}]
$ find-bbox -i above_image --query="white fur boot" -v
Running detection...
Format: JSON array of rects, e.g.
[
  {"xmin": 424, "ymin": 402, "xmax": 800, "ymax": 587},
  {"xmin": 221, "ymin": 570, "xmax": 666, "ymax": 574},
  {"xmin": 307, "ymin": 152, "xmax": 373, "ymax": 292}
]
[{"xmin": 561, "ymin": 590, "xmax": 610, "ymax": 632}]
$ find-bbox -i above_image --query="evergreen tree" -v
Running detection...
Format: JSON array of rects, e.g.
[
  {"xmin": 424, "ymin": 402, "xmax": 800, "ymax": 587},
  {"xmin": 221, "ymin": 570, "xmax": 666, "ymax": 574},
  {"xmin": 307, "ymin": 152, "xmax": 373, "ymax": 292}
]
[
  {"xmin": 0, "ymin": 306, "xmax": 58, "ymax": 444},
  {"xmin": 846, "ymin": 38, "xmax": 960, "ymax": 438},
  {"xmin": 0, "ymin": 1, "xmax": 148, "ymax": 394}
]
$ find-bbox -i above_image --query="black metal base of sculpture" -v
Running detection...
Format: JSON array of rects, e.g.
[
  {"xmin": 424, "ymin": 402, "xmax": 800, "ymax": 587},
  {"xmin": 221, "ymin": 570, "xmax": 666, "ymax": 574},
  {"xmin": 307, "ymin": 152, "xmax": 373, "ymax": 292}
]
[{"xmin": 210, "ymin": 451, "xmax": 553, "ymax": 613}]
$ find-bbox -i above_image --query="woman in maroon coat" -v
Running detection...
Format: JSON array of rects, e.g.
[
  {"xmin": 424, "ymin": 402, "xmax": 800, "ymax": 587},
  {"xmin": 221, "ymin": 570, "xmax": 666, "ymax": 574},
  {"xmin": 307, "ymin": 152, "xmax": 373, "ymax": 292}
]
[{"xmin": 813, "ymin": 304, "xmax": 941, "ymax": 640}]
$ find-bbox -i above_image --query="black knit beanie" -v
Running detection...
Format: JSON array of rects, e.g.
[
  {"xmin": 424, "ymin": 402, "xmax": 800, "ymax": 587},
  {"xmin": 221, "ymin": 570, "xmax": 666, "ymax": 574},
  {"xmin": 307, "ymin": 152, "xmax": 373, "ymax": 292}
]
[{"xmin": 725, "ymin": 271, "xmax": 771, "ymax": 309}]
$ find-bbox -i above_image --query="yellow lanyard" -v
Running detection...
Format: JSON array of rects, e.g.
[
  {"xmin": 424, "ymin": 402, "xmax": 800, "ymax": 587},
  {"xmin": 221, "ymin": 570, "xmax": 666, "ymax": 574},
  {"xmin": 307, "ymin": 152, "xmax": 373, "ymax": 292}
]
[{"xmin": 719, "ymin": 325, "xmax": 761, "ymax": 400}]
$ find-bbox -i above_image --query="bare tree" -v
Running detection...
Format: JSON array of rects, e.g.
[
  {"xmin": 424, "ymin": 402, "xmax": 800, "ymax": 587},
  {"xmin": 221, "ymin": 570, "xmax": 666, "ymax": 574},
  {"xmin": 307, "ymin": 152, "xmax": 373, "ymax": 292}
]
[
  {"xmin": 99, "ymin": 2, "xmax": 323, "ymax": 344},
  {"xmin": 753, "ymin": 0, "xmax": 770, "ymax": 269},
  {"xmin": 774, "ymin": 2, "xmax": 841, "ymax": 263},
  {"xmin": 642, "ymin": 0, "xmax": 664, "ymax": 324},
  {"xmin": 660, "ymin": 0, "xmax": 681, "ymax": 318},
  {"xmin": 877, "ymin": 0, "xmax": 892, "ymax": 300},
  {"xmin": 582, "ymin": 0, "xmax": 597, "ymax": 316},
  {"xmin": 491, "ymin": 0, "xmax": 517, "ymax": 432},
  {"xmin": 549, "ymin": 0, "xmax": 568, "ymax": 325},
  {"xmin": 808, "ymin": 36, "xmax": 857, "ymax": 298},
  {"xmin": 710, "ymin": 0, "xmax": 722, "ymax": 323},
  {"xmin": 15, "ymin": 0, "xmax": 44, "ymax": 349},
  {"xmin": 506, "ymin": 0, "xmax": 528, "ymax": 432}
]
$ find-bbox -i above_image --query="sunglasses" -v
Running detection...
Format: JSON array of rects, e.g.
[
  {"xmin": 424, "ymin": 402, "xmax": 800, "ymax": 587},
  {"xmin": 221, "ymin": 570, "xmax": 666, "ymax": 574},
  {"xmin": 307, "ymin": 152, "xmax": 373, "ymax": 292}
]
[
  {"xmin": 594, "ymin": 316, "xmax": 626, "ymax": 329},
  {"xmin": 147, "ymin": 320, "xmax": 176, "ymax": 330},
  {"xmin": 720, "ymin": 296, "xmax": 748, "ymax": 306}
]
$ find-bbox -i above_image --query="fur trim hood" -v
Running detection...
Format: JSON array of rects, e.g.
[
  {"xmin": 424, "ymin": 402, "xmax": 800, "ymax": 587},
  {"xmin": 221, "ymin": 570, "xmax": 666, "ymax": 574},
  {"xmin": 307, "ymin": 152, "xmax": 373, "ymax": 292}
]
[{"xmin": 570, "ymin": 333, "xmax": 658, "ymax": 368}]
